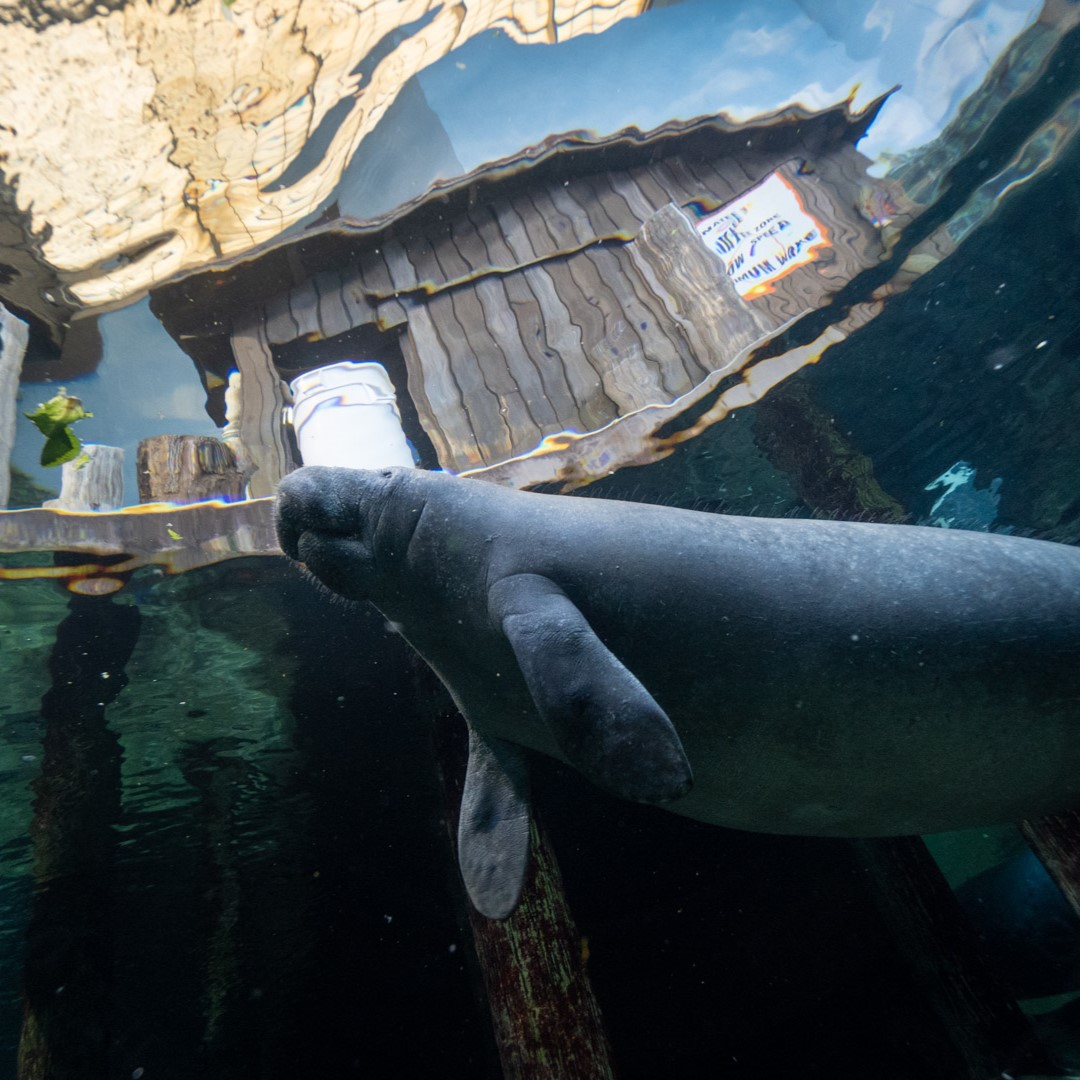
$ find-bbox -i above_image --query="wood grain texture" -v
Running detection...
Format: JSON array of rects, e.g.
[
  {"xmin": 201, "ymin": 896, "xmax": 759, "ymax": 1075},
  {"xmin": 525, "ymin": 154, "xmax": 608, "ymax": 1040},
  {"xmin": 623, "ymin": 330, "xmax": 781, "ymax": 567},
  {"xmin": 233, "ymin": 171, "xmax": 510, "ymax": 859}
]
[
  {"xmin": 433, "ymin": 713, "xmax": 616, "ymax": 1080},
  {"xmin": 229, "ymin": 318, "xmax": 292, "ymax": 498},
  {"xmin": 136, "ymin": 435, "xmax": 245, "ymax": 505},
  {"xmin": 629, "ymin": 202, "xmax": 777, "ymax": 371},
  {"xmin": 1021, "ymin": 812, "xmax": 1080, "ymax": 921}
]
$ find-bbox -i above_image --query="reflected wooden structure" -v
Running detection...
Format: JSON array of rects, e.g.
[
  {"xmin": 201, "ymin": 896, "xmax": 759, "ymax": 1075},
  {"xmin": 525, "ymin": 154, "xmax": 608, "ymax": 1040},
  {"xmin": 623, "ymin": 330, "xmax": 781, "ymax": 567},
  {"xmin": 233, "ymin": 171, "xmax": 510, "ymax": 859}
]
[{"xmin": 153, "ymin": 97, "xmax": 892, "ymax": 494}]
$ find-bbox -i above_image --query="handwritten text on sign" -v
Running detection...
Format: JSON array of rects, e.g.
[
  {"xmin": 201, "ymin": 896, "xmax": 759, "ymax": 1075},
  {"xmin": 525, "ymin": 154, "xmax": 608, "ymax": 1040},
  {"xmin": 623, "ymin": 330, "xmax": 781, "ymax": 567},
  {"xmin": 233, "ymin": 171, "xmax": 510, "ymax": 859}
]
[{"xmin": 694, "ymin": 172, "xmax": 830, "ymax": 299}]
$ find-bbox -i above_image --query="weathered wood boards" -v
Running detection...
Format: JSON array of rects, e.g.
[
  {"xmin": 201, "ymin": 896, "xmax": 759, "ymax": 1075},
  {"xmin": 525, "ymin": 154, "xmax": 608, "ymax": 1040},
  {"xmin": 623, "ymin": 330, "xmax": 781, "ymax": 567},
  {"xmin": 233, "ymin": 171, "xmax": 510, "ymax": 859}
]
[
  {"xmin": 229, "ymin": 320, "xmax": 294, "ymax": 498},
  {"xmin": 196, "ymin": 113, "xmax": 889, "ymax": 480}
]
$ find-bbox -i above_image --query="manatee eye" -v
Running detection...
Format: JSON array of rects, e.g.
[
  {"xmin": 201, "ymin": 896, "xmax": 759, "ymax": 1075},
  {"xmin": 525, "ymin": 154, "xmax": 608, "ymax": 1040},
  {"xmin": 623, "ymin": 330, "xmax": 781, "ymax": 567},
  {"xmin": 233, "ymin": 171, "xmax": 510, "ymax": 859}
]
[{"xmin": 379, "ymin": 469, "xmax": 394, "ymax": 479}]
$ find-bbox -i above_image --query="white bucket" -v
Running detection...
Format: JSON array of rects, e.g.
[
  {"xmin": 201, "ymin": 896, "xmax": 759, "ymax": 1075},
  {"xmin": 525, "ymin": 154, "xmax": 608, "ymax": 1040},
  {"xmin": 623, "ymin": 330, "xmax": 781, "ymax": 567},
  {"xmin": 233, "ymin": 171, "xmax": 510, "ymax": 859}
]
[{"xmin": 287, "ymin": 361, "xmax": 415, "ymax": 470}]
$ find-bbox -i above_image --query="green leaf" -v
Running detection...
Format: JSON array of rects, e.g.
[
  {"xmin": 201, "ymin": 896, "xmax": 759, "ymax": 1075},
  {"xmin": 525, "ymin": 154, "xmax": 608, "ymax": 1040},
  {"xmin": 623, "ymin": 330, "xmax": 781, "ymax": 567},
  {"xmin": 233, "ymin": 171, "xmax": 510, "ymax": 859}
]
[
  {"xmin": 40, "ymin": 426, "xmax": 81, "ymax": 468},
  {"xmin": 24, "ymin": 391, "xmax": 92, "ymax": 468}
]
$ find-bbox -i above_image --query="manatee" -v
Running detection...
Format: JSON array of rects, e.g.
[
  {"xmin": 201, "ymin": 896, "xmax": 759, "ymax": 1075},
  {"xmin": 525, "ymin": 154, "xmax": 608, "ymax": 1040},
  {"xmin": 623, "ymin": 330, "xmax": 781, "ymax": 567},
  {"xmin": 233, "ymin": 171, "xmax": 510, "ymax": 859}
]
[{"xmin": 275, "ymin": 465, "xmax": 1080, "ymax": 918}]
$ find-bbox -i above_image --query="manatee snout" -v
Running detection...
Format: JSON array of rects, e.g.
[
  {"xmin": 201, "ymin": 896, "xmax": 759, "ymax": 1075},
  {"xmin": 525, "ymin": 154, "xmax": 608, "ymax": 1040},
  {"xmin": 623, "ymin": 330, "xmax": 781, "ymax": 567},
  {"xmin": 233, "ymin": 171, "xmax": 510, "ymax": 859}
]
[
  {"xmin": 275, "ymin": 465, "xmax": 384, "ymax": 559},
  {"xmin": 275, "ymin": 467, "xmax": 393, "ymax": 602}
]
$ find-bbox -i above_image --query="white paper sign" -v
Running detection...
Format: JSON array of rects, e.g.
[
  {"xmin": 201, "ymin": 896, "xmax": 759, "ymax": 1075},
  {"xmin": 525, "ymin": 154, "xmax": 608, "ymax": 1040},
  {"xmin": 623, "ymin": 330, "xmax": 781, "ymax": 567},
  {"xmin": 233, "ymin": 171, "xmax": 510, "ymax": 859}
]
[{"xmin": 694, "ymin": 172, "xmax": 830, "ymax": 299}]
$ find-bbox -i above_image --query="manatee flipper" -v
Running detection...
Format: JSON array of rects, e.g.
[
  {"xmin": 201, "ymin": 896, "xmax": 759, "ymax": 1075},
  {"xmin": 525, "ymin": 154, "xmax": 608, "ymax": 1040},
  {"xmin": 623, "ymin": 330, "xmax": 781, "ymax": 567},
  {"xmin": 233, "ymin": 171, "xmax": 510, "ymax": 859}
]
[
  {"xmin": 457, "ymin": 726, "xmax": 532, "ymax": 919},
  {"xmin": 489, "ymin": 573, "xmax": 693, "ymax": 805}
]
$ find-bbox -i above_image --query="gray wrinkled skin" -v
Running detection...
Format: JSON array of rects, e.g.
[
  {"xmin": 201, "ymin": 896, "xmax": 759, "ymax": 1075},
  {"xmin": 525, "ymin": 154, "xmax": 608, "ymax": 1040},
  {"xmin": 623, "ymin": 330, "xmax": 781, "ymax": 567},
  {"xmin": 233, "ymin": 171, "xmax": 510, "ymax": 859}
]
[{"xmin": 276, "ymin": 465, "xmax": 1080, "ymax": 916}]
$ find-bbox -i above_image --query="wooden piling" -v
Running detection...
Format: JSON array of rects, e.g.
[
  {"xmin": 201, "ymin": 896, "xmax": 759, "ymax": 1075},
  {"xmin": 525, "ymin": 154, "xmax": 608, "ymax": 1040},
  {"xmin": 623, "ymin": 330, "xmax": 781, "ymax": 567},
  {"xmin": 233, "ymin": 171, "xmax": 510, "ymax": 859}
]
[
  {"xmin": 136, "ymin": 434, "xmax": 245, "ymax": 504},
  {"xmin": 432, "ymin": 713, "xmax": 617, "ymax": 1080}
]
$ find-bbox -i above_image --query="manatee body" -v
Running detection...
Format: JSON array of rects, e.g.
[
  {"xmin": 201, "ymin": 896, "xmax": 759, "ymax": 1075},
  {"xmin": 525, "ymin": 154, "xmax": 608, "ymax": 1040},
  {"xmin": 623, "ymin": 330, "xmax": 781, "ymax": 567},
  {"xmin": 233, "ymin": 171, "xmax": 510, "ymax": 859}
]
[{"xmin": 276, "ymin": 465, "xmax": 1080, "ymax": 916}]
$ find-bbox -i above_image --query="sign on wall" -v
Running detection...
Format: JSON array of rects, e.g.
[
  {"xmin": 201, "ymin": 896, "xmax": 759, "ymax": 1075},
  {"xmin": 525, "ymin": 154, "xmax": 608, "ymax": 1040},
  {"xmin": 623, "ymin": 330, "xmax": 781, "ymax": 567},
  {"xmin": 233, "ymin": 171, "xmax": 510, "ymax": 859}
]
[{"xmin": 695, "ymin": 172, "xmax": 830, "ymax": 299}]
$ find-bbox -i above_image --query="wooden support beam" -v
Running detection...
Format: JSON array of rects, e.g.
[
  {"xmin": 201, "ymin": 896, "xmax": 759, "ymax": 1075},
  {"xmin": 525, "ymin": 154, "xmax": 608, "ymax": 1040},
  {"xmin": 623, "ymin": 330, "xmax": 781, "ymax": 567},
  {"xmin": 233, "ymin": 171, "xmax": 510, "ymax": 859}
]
[
  {"xmin": 1021, "ymin": 813, "xmax": 1080, "ymax": 921},
  {"xmin": 229, "ymin": 319, "xmax": 293, "ymax": 498},
  {"xmin": 17, "ymin": 598, "xmax": 142, "ymax": 1080},
  {"xmin": 852, "ymin": 837, "xmax": 1054, "ymax": 1077},
  {"xmin": 432, "ymin": 714, "xmax": 616, "ymax": 1080}
]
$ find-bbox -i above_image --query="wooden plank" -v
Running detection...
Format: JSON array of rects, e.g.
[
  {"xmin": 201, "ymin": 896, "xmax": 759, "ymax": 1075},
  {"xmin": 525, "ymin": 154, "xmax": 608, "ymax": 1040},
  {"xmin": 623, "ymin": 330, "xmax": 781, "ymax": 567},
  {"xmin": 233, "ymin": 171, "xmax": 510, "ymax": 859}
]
[
  {"xmin": 411, "ymin": 222, "xmax": 469, "ymax": 291},
  {"xmin": 585, "ymin": 245, "xmax": 705, "ymax": 393},
  {"xmin": 628, "ymin": 202, "xmax": 777, "ymax": 375},
  {"xmin": 472, "ymin": 276, "xmax": 562, "ymax": 432},
  {"xmin": 644, "ymin": 159, "xmax": 699, "ymax": 207},
  {"xmin": 375, "ymin": 295, "xmax": 411, "ymax": 329},
  {"xmin": 355, "ymin": 245, "xmax": 399, "ymax": 298},
  {"xmin": 401, "ymin": 305, "xmax": 487, "ymax": 470},
  {"xmin": 339, "ymin": 267, "xmax": 378, "ymax": 329},
  {"xmin": 577, "ymin": 173, "xmax": 647, "ymax": 235},
  {"xmin": 1021, "ymin": 812, "xmax": 1080, "ymax": 920},
  {"xmin": 229, "ymin": 318, "xmax": 292, "ymax": 498},
  {"xmin": 313, "ymin": 269, "xmax": 353, "ymax": 339},
  {"xmin": 432, "ymin": 713, "xmax": 616, "ymax": 1080},
  {"xmin": 463, "ymin": 203, "xmax": 520, "ymax": 268},
  {"xmin": 499, "ymin": 271, "xmax": 587, "ymax": 432},
  {"xmin": 624, "ymin": 163, "xmax": 674, "ymax": 211},
  {"xmin": 441, "ymin": 286, "xmax": 540, "ymax": 459},
  {"xmin": 0, "ymin": 302, "xmax": 29, "ymax": 507},
  {"xmin": 553, "ymin": 178, "xmax": 620, "ymax": 237},
  {"xmin": 519, "ymin": 262, "xmax": 617, "ymax": 434},
  {"xmin": 606, "ymin": 169, "xmax": 666, "ymax": 223},
  {"xmin": 287, "ymin": 276, "xmax": 322, "ymax": 339},
  {"xmin": 264, "ymin": 293, "xmax": 298, "ymax": 346},
  {"xmin": 397, "ymin": 325, "xmax": 456, "ymax": 469},
  {"xmin": 382, "ymin": 236, "xmax": 421, "ymax": 293},
  {"xmin": 424, "ymin": 290, "xmax": 515, "ymax": 464},
  {"xmin": 494, "ymin": 195, "xmax": 546, "ymax": 266},
  {"xmin": 680, "ymin": 158, "xmax": 744, "ymax": 211},
  {"xmin": 529, "ymin": 186, "xmax": 591, "ymax": 250},
  {"xmin": 563, "ymin": 245, "xmax": 673, "ymax": 412},
  {"xmin": 537, "ymin": 258, "xmax": 621, "ymax": 430},
  {"xmin": 443, "ymin": 211, "xmax": 490, "ymax": 279}
]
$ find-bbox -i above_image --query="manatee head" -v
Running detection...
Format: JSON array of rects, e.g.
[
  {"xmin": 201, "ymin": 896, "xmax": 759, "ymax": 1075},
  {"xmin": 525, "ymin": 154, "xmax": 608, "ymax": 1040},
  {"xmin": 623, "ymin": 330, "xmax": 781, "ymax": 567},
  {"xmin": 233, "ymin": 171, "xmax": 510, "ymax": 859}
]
[{"xmin": 275, "ymin": 465, "xmax": 418, "ymax": 604}]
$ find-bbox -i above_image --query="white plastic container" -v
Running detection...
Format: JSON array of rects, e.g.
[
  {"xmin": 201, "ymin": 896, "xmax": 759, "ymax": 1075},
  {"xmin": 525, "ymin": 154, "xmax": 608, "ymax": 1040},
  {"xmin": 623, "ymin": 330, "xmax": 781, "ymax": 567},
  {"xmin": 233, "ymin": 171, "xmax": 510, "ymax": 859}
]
[{"xmin": 287, "ymin": 361, "xmax": 415, "ymax": 470}]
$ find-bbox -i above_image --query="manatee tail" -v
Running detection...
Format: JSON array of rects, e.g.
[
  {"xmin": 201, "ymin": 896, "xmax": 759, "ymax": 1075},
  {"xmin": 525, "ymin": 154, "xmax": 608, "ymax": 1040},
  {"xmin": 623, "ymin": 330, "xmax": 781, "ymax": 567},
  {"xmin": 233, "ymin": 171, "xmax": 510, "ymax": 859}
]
[{"xmin": 489, "ymin": 573, "xmax": 693, "ymax": 805}]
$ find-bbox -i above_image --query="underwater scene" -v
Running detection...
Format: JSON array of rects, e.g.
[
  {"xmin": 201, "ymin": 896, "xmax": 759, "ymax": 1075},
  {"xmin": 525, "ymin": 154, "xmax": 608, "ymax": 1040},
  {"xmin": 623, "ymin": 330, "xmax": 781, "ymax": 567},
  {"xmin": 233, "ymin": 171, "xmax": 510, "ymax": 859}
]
[{"xmin": 2, "ymin": 1, "xmax": 1080, "ymax": 1076}]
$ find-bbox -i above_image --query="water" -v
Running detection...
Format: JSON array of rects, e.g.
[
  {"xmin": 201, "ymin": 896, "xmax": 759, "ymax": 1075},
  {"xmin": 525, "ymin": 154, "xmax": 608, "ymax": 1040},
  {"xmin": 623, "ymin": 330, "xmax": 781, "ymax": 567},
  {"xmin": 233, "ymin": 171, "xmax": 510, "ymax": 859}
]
[{"xmin": 2, "ymin": 1, "xmax": 1080, "ymax": 1077}]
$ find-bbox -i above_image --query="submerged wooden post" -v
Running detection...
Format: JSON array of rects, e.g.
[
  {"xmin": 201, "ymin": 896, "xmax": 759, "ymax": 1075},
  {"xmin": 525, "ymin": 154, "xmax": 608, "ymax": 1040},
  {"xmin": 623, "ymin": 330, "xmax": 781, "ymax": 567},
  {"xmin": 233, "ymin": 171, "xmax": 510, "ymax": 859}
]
[
  {"xmin": 1020, "ymin": 813, "xmax": 1080, "ymax": 920},
  {"xmin": 17, "ymin": 597, "xmax": 142, "ymax": 1080},
  {"xmin": 852, "ymin": 837, "xmax": 1053, "ymax": 1077},
  {"xmin": 136, "ymin": 434, "xmax": 245, "ymax": 504},
  {"xmin": 432, "ymin": 713, "xmax": 617, "ymax": 1080},
  {"xmin": 0, "ymin": 302, "xmax": 30, "ymax": 507}
]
